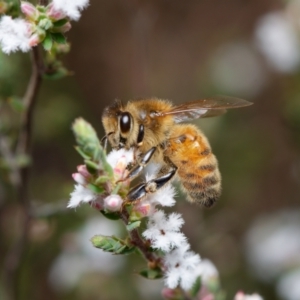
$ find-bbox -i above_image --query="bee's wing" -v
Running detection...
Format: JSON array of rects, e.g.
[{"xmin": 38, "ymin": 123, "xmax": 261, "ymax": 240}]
[{"xmin": 163, "ymin": 96, "xmax": 252, "ymax": 123}]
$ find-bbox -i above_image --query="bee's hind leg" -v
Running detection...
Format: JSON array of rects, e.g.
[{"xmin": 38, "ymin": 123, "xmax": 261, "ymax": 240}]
[{"xmin": 126, "ymin": 168, "xmax": 176, "ymax": 203}]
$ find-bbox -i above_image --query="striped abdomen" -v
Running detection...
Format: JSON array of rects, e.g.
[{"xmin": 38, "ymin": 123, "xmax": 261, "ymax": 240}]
[{"xmin": 165, "ymin": 124, "xmax": 221, "ymax": 207}]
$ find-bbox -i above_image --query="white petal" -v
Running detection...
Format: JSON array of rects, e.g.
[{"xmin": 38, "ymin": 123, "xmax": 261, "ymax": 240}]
[{"xmin": 0, "ymin": 16, "xmax": 31, "ymax": 54}]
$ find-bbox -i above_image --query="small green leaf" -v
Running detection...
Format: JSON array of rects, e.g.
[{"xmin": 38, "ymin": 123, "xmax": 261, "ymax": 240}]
[
  {"xmin": 139, "ymin": 267, "xmax": 163, "ymax": 279},
  {"xmin": 190, "ymin": 276, "xmax": 201, "ymax": 297},
  {"xmin": 91, "ymin": 235, "xmax": 135, "ymax": 254},
  {"xmin": 85, "ymin": 160, "xmax": 99, "ymax": 172},
  {"xmin": 100, "ymin": 210, "xmax": 120, "ymax": 220},
  {"xmin": 51, "ymin": 32, "xmax": 66, "ymax": 44},
  {"xmin": 53, "ymin": 19, "xmax": 69, "ymax": 27},
  {"xmin": 42, "ymin": 33, "xmax": 53, "ymax": 51},
  {"xmin": 95, "ymin": 176, "xmax": 111, "ymax": 185},
  {"xmin": 126, "ymin": 221, "xmax": 141, "ymax": 231},
  {"xmin": 8, "ymin": 97, "xmax": 25, "ymax": 113},
  {"xmin": 38, "ymin": 18, "xmax": 53, "ymax": 30},
  {"xmin": 87, "ymin": 183, "xmax": 104, "ymax": 194},
  {"xmin": 74, "ymin": 146, "xmax": 90, "ymax": 160}
]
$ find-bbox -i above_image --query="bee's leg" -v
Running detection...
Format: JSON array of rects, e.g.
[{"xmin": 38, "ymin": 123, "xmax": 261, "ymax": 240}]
[
  {"xmin": 126, "ymin": 168, "xmax": 176, "ymax": 202},
  {"xmin": 121, "ymin": 146, "xmax": 156, "ymax": 182},
  {"xmin": 101, "ymin": 135, "xmax": 108, "ymax": 151}
]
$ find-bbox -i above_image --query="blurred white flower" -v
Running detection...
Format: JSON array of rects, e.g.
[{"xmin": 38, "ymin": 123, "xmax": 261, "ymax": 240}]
[
  {"xmin": 196, "ymin": 259, "xmax": 219, "ymax": 284},
  {"xmin": 209, "ymin": 42, "xmax": 267, "ymax": 97},
  {"xmin": 49, "ymin": 217, "xmax": 124, "ymax": 291},
  {"xmin": 52, "ymin": 0, "xmax": 89, "ymax": 21},
  {"xmin": 255, "ymin": 12, "xmax": 300, "ymax": 73},
  {"xmin": 142, "ymin": 210, "xmax": 187, "ymax": 252},
  {"xmin": 277, "ymin": 269, "xmax": 300, "ymax": 300},
  {"xmin": 245, "ymin": 210, "xmax": 300, "ymax": 282},
  {"xmin": 0, "ymin": 16, "xmax": 31, "ymax": 54},
  {"xmin": 164, "ymin": 243, "xmax": 201, "ymax": 290}
]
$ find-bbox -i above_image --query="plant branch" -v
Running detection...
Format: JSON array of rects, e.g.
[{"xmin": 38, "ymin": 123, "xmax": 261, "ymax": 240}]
[
  {"xmin": 3, "ymin": 46, "xmax": 44, "ymax": 300},
  {"xmin": 120, "ymin": 207, "xmax": 159, "ymax": 264}
]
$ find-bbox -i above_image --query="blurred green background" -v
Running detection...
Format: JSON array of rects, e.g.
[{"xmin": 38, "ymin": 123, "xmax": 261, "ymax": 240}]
[{"xmin": 1, "ymin": 0, "xmax": 300, "ymax": 299}]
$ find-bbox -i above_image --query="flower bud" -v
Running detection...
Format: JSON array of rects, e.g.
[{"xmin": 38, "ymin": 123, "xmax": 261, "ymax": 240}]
[
  {"xmin": 21, "ymin": 1, "xmax": 38, "ymax": 20},
  {"xmin": 161, "ymin": 288, "xmax": 179, "ymax": 299},
  {"xmin": 72, "ymin": 173, "xmax": 86, "ymax": 185},
  {"xmin": 29, "ymin": 33, "xmax": 40, "ymax": 47},
  {"xmin": 46, "ymin": 3, "xmax": 66, "ymax": 20},
  {"xmin": 103, "ymin": 195, "xmax": 123, "ymax": 212},
  {"xmin": 133, "ymin": 201, "xmax": 154, "ymax": 218},
  {"xmin": 57, "ymin": 21, "xmax": 71, "ymax": 33},
  {"xmin": 77, "ymin": 165, "xmax": 90, "ymax": 178}
]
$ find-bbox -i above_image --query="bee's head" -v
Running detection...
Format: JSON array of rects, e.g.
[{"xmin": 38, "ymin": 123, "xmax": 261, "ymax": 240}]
[{"xmin": 102, "ymin": 100, "xmax": 135, "ymax": 149}]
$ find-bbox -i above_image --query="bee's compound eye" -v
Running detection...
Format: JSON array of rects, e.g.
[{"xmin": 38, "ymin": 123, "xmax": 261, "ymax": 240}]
[{"xmin": 120, "ymin": 112, "xmax": 132, "ymax": 134}]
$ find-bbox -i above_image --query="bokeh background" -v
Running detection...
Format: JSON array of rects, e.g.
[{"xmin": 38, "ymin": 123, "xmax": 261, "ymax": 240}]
[{"xmin": 1, "ymin": 0, "xmax": 300, "ymax": 299}]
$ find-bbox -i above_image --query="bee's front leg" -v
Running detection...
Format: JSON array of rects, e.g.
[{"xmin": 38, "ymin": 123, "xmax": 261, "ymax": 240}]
[
  {"xmin": 126, "ymin": 168, "xmax": 176, "ymax": 203},
  {"xmin": 119, "ymin": 146, "xmax": 157, "ymax": 182}
]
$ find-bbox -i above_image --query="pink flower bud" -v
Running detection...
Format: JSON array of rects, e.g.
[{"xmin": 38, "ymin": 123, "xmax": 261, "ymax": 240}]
[
  {"xmin": 104, "ymin": 195, "xmax": 123, "ymax": 212},
  {"xmin": 72, "ymin": 173, "xmax": 86, "ymax": 185},
  {"xmin": 46, "ymin": 3, "xmax": 66, "ymax": 20},
  {"xmin": 133, "ymin": 201, "xmax": 154, "ymax": 217},
  {"xmin": 21, "ymin": 1, "xmax": 38, "ymax": 20},
  {"xmin": 77, "ymin": 165, "xmax": 90, "ymax": 178},
  {"xmin": 59, "ymin": 22, "xmax": 71, "ymax": 33},
  {"xmin": 161, "ymin": 288, "xmax": 178, "ymax": 299},
  {"xmin": 29, "ymin": 34, "xmax": 40, "ymax": 47}
]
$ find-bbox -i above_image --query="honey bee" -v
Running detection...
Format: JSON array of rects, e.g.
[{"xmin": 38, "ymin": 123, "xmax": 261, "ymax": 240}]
[{"xmin": 102, "ymin": 96, "xmax": 252, "ymax": 207}]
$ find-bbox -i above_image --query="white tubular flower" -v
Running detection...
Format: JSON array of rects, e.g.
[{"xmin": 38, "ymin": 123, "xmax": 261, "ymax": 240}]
[
  {"xmin": 145, "ymin": 174, "xmax": 176, "ymax": 207},
  {"xmin": 68, "ymin": 184, "xmax": 97, "ymax": 208},
  {"xmin": 0, "ymin": 16, "xmax": 31, "ymax": 54},
  {"xmin": 142, "ymin": 210, "xmax": 187, "ymax": 252},
  {"xmin": 52, "ymin": 0, "xmax": 89, "ymax": 21},
  {"xmin": 107, "ymin": 148, "xmax": 134, "ymax": 182},
  {"xmin": 164, "ymin": 243, "xmax": 202, "ymax": 290}
]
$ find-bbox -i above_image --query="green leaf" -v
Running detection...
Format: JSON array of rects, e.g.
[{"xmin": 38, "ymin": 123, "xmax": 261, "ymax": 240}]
[
  {"xmin": 42, "ymin": 33, "xmax": 53, "ymax": 51},
  {"xmin": 139, "ymin": 267, "xmax": 163, "ymax": 279},
  {"xmin": 43, "ymin": 67, "xmax": 70, "ymax": 80},
  {"xmin": 91, "ymin": 235, "xmax": 135, "ymax": 255},
  {"xmin": 72, "ymin": 118, "xmax": 113, "ymax": 177},
  {"xmin": 51, "ymin": 33, "xmax": 66, "ymax": 44},
  {"xmin": 74, "ymin": 146, "xmax": 90, "ymax": 160},
  {"xmin": 53, "ymin": 19, "xmax": 69, "ymax": 27},
  {"xmin": 38, "ymin": 18, "xmax": 53, "ymax": 30},
  {"xmin": 95, "ymin": 176, "xmax": 111, "ymax": 185},
  {"xmin": 100, "ymin": 210, "xmax": 120, "ymax": 220},
  {"xmin": 126, "ymin": 221, "xmax": 141, "ymax": 231},
  {"xmin": 190, "ymin": 276, "xmax": 201, "ymax": 297},
  {"xmin": 8, "ymin": 97, "xmax": 25, "ymax": 113},
  {"xmin": 85, "ymin": 159, "xmax": 99, "ymax": 172},
  {"xmin": 87, "ymin": 183, "xmax": 104, "ymax": 194}
]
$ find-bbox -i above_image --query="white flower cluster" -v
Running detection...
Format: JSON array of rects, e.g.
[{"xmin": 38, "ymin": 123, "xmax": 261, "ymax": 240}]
[
  {"xmin": 68, "ymin": 148, "xmax": 134, "ymax": 210},
  {"xmin": 0, "ymin": 16, "xmax": 31, "ymax": 54},
  {"xmin": 69, "ymin": 148, "xmax": 218, "ymax": 291},
  {"xmin": 141, "ymin": 173, "xmax": 218, "ymax": 291},
  {"xmin": 0, "ymin": 0, "xmax": 89, "ymax": 54}
]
